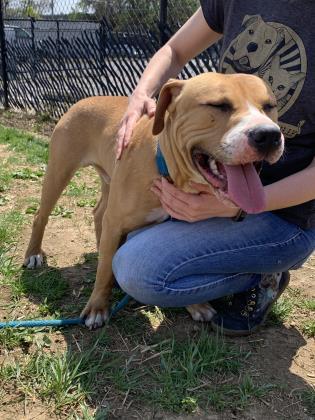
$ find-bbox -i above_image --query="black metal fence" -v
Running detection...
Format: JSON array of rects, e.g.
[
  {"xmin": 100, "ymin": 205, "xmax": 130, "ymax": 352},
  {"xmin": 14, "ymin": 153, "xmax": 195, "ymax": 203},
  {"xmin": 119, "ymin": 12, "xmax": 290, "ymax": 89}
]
[{"xmin": 0, "ymin": 0, "xmax": 221, "ymax": 118}]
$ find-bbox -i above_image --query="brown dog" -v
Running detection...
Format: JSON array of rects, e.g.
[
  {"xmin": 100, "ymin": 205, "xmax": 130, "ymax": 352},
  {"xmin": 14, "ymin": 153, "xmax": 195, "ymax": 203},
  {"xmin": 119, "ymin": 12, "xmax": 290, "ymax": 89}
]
[{"xmin": 24, "ymin": 72, "xmax": 284, "ymax": 329}]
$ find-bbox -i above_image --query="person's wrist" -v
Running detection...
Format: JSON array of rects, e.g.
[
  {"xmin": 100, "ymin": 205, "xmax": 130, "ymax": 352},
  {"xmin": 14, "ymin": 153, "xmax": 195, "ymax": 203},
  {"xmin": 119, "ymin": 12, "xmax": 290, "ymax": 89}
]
[{"xmin": 132, "ymin": 88, "xmax": 151, "ymax": 101}]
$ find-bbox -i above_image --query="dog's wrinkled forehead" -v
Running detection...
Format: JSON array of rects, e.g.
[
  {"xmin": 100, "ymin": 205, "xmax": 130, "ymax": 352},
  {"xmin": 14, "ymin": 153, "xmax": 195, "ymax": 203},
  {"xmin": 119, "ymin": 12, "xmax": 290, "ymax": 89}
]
[
  {"xmin": 152, "ymin": 73, "xmax": 277, "ymax": 136},
  {"xmin": 180, "ymin": 73, "xmax": 273, "ymax": 110}
]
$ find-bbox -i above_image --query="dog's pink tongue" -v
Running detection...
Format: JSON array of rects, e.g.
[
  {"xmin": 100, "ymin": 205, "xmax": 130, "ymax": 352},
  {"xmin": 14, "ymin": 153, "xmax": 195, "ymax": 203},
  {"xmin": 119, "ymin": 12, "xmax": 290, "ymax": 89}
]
[{"xmin": 224, "ymin": 163, "xmax": 266, "ymax": 214}]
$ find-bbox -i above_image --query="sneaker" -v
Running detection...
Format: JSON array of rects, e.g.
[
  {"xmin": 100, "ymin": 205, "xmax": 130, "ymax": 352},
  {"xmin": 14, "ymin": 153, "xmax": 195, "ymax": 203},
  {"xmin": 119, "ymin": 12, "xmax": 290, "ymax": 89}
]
[{"xmin": 210, "ymin": 271, "xmax": 290, "ymax": 336}]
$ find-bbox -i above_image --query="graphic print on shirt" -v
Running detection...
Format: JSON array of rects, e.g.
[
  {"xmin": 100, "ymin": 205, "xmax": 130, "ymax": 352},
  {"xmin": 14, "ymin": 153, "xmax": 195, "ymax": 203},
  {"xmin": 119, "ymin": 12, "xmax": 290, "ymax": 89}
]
[{"xmin": 219, "ymin": 15, "xmax": 307, "ymax": 138}]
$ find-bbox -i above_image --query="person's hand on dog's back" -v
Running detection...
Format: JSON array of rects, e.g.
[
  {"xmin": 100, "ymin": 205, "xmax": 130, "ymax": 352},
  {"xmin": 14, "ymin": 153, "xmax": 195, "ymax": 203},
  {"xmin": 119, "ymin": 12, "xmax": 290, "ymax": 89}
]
[{"xmin": 115, "ymin": 92, "xmax": 156, "ymax": 159}]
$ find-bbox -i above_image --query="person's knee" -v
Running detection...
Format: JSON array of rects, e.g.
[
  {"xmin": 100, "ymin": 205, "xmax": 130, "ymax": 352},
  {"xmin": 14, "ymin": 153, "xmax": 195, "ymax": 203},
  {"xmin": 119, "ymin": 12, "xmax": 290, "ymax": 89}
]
[
  {"xmin": 112, "ymin": 245, "xmax": 136, "ymax": 293},
  {"xmin": 112, "ymin": 244, "xmax": 161, "ymax": 304}
]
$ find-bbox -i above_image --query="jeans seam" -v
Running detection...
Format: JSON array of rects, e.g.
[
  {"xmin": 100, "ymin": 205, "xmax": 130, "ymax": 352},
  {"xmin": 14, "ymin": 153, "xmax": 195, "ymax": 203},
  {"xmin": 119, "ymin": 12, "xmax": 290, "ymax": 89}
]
[
  {"xmin": 164, "ymin": 230, "xmax": 303, "ymax": 284},
  {"xmin": 163, "ymin": 272, "xmax": 245, "ymax": 293}
]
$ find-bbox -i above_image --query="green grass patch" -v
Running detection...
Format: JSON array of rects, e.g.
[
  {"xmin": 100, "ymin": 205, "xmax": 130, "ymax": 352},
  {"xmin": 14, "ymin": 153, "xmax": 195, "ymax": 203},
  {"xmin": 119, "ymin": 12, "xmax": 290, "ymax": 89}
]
[
  {"xmin": 23, "ymin": 197, "xmax": 40, "ymax": 215},
  {"xmin": 0, "ymin": 211, "xmax": 24, "ymax": 248},
  {"xmin": 268, "ymin": 295, "xmax": 295, "ymax": 324},
  {"xmin": 0, "ymin": 345, "xmax": 105, "ymax": 413},
  {"xmin": 16, "ymin": 267, "xmax": 69, "ymax": 313},
  {"xmin": 0, "ymin": 125, "xmax": 49, "ymax": 165},
  {"xmin": 51, "ymin": 205, "xmax": 73, "ymax": 218},
  {"xmin": 300, "ymin": 298, "xmax": 315, "ymax": 311},
  {"xmin": 0, "ymin": 328, "xmax": 36, "ymax": 351},
  {"xmin": 25, "ymin": 203, "xmax": 39, "ymax": 214},
  {"xmin": 0, "ymin": 331, "xmax": 112, "ymax": 414},
  {"xmin": 0, "ymin": 195, "xmax": 9, "ymax": 206},
  {"xmin": 65, "ymin": 180, "xmax": 97, "ymax": 197},
  {"xmin": 0, "ymin": 165, "xmax": 13, "ymax": 192},
  {"xmin": 268, "ymin": 287, "xmax": 314, "ymax": 325},
  {"xmin": 302, "ymin": 320, "xmax": 315, "ymax": 338},
  {"xmin": 11, "ymin": 167, "xmax": 44, "ymax": 180},
  {"xmin": 144, "ymin": 332, "xmax": 245, "ymax": 412},
  {"xmin": 301, "ymin": 389, "xmax": 315, "ymax": 416},
  {"xmin": 76, "ymin": 198, "xmax": 97, "ymax": 208},
  {"xmin": 100, "ymin": 329, "xmax": 263, "ymax": 413},
  {"xmin": 37, "ymin": 111, "xmax": 53, "ymax": 123},
  {"xmin": 207, "ymin": 374, "xmax": 274, "ymax": 411},
  {"xmin": 0, "ymin": 211, "xmax": 24, "ymax": 280}
]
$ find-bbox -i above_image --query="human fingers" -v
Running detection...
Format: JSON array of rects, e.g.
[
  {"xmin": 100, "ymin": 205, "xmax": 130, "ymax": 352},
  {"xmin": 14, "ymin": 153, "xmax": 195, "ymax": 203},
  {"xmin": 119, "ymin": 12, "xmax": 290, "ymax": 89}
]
[
  {"xmin": 144, "ymin": 98, "xmax": 156, "ymax": 117},
  {"xmin": 151, "ymin": 185, "xmax": 195, "ymax": 221},
  {"xmin": 115, "ymin": 112, "xmax": 139, "ymax": 159},
  {"xmin": 123, "ymin": 113, "xmax": 140, "ymax": 147},
  {"xmin": 152, "ymin": 179, "xmax": 203, "ymax": 220},
  {"xmin": 159, "ymin": 178, "xmax": 194, "ymax": 205},
  {"xmin": 189, "ymin": 181, "xmax": 214, "ymax": 194},
  {"xmin": 115, "ymin": 123, "xmax": 127, "ymax": 160}
]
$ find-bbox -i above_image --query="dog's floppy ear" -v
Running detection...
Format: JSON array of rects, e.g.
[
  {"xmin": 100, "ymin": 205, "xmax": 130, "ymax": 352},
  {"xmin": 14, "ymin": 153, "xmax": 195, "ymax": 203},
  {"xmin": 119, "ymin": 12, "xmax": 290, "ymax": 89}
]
[
  {"xmin": 152, "ymin": 79, "xmax": 185, "ymax": 135},
  {"xmin": 241, "ymin": 14, "xmax": 262, "ymax": 28},
  {"xmin": 276, "ymin": 27, "xmax": 291, "ymax": 44}
]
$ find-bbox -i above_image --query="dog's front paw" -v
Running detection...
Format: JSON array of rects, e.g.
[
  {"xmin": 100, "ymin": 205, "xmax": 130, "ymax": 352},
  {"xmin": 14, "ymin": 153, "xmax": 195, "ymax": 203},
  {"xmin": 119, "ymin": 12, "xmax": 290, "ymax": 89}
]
[
  {"xmin": 186, "ymin": 303, "xmax": 216, "ymax": 322},
  {"xmin": 81, "ymin": 294, "xmax": 110, "ymax": 330},
  {"xmin": 23, "ymin": 253, "xmax": 45, "ymax": 269}
]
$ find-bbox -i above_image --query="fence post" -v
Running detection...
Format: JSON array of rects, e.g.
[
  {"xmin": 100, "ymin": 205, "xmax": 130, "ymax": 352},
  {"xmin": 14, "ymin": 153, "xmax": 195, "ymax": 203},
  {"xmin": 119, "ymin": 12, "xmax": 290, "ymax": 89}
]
[
  {"xmin": 0, "ymin": 0, "xmax": 9, "ymax": 108},
  {"xmin": 30, "ymin": 17, "xmax": 37, "ymax": 77},
  {"xmin": 99, "ymin": 18, "xmax": 106, "ymax": 66},
  {"xmin": 56, "ymin": 19, "xmax": 61, "ymax": 65},
  {"xmin": 159, "ymin": 0, "xmax": 168, "ymax": 47}
]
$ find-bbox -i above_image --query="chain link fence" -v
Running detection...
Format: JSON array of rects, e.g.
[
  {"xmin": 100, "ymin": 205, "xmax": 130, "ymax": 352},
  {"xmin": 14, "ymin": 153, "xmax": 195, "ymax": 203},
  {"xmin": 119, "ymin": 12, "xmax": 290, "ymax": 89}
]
[{"xmin": 0, "ymin": 0, "xmax": 221, "ymax": 117}]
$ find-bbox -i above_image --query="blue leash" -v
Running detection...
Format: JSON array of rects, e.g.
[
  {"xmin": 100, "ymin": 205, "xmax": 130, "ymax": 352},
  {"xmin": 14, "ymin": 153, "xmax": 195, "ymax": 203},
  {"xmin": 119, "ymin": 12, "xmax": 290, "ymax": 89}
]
[{"xmin": 0, "ymin": 294, "xmax": 131, "ymax": 329}]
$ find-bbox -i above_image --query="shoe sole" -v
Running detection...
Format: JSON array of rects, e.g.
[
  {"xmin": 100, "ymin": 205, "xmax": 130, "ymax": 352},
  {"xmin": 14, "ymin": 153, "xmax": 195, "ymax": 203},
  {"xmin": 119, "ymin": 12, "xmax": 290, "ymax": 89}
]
[{"xmin": 211, "ymin": 272, "xmax": 290, "ymax": 337}]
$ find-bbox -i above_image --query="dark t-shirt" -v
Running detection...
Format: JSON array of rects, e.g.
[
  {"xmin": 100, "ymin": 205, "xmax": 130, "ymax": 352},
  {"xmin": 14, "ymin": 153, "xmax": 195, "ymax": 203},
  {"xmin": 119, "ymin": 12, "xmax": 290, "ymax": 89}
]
[{"xmin": 200, "ymin": 0, "xmax": 315, "ymax": 229}]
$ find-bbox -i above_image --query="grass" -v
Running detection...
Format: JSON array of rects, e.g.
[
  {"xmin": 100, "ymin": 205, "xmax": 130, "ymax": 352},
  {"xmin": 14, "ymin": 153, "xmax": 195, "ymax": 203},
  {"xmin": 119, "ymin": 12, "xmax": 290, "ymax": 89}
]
[
  {"xmin": 0, "ymin": 211, "xmax": 24, "ymax": 281},
  {"xmin": 65, "ymin": 180, "xmax": 98, "ymax": 198},
  {"xmin": 0, "ymin": 124, "xmax": 48, "ymax": 165},
  {"xmin": 76, "ymin": 198, "xmax": 97, "ymax": 208},
  {"xmin": 0, "ymin": 165, "xmax": 13, "ymax": 192},
  {"xmin": 142, "ymin": 331, "xmax": 246, "ymax": 412},
  {"xmin": 11, "ymin": 167, "xmax": 44, "ymax": 180},
  {"xmin": 0, "ymin": 325, "xmax": 261, "ymax": 416},
  {"xmin": 0, "ymin": 345, "xmax": 105, "ymax": 413},
  {"xmin": 16, "ymin": 267, "xmax": 70, "ymax": 313},
  {"xmin": 268, "ymin": 287, "xmax": 314, "ymax": 325},
  {"xmin": 300, "ymin": 298, "xmax": 315, "ymax": 311},
  {"xmin": 83, "ymin": 328, "xmax": 274, "ymax": 414},
  {"xmin": 301, "ymin": 388, "xmax": 315, "ymax": 416},
  {"xmin": 51, "ymin": 205, "xmax": 73, "ymax": 218},
  {"xmin": 0, "ymin": 328, "xmax": 36, "ymax": 351},
  {"xmin": 268, "ymin": 294, "xmax": 295, "ymax": 324},
  {"xmin": 302, "ymin": 320, "xmax": 315, "ymax": 338}
]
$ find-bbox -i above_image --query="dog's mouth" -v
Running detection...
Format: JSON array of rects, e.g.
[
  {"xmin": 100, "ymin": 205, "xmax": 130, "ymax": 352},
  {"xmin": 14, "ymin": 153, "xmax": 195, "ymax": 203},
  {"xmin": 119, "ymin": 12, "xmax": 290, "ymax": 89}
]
[{"xmin": 192, "ymin": 149, "xmax": 266, "ymax": 214}]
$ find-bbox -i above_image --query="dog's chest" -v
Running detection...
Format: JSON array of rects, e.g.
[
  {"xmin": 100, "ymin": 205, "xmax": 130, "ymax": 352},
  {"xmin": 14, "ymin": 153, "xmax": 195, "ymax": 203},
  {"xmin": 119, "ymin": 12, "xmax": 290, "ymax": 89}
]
[{"xmin": 145, "ymin": 207, "xmax": 169, "ymax": 224}]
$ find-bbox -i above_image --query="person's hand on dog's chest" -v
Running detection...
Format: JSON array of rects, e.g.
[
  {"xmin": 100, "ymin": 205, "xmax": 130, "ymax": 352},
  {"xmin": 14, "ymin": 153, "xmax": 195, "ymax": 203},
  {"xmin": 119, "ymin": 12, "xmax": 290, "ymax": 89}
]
[{"xmin": 151, "ymin": 178, "xmax": 239, "ymax": 222}]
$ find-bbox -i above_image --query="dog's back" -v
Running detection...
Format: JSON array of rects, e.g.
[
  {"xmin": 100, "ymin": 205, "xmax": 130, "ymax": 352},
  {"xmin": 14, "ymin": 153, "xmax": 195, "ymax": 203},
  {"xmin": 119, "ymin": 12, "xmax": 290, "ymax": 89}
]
[{"xmin": 51, "ymin": 97, "xmax": 127, "ymax": 174}]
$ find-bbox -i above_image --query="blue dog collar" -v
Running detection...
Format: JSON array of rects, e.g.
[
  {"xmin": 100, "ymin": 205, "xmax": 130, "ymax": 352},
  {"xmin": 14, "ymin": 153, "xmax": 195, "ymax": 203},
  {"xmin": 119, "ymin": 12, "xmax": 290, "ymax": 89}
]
[{"xmin": 156, "ymin": 143, "xmax": 170, "ymax": 178}]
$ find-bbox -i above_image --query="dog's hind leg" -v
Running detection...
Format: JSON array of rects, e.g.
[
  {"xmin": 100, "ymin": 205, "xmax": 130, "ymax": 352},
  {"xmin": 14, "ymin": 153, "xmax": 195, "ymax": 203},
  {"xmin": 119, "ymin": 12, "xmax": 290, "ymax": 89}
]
[
  {"xmin": 93, "ymin": 175, "xmax": 110, "ymax": 251},
  {"xmin": 24, "ymin": 138, "xmax": 81, "ymax": 269}
]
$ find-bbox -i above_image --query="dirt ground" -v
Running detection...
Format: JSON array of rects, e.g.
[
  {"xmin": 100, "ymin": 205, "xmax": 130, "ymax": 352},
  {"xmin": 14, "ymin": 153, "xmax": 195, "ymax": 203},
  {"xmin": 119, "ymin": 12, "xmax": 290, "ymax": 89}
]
[{"xmin": 0, "ymin": 109, "xmax": 314, "ymax": 419}]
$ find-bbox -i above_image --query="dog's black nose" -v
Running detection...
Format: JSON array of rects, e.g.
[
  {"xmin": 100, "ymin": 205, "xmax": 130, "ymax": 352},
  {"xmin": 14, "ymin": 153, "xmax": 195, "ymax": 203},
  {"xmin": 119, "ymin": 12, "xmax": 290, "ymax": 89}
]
[
  {"xmin": 247, "ymin": 42, "xmax": 258, "ymax": 53},
  {"xmin": 248, "ymin": 125, "xmax": 282, "ymax": 154}
]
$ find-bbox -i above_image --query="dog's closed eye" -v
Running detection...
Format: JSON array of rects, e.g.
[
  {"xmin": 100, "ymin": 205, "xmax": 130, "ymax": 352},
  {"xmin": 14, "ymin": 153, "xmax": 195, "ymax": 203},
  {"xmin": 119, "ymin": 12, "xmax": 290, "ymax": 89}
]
[
  {"xmin": 262, "ymin": 102, "xmax": 277, "ymax": 112},
  {"xmin": 203, "ymin": 102, "xmax": 233, "ymax": 113}
]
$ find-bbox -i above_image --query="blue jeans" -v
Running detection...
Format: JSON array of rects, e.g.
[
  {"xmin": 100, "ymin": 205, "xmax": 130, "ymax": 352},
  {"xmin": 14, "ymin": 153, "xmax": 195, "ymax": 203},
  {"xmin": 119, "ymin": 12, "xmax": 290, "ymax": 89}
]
[{"xmin": 112, "ymin": 213, "xmax": 315, "ymax": 307}]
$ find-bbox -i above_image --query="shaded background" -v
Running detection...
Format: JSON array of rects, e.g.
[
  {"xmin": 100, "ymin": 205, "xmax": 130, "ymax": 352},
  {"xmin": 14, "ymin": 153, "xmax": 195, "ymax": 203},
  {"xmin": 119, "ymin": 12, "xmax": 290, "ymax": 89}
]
[{"xmin": 0, "ymin": 0, "xmax": 221, "ymax": 117}]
